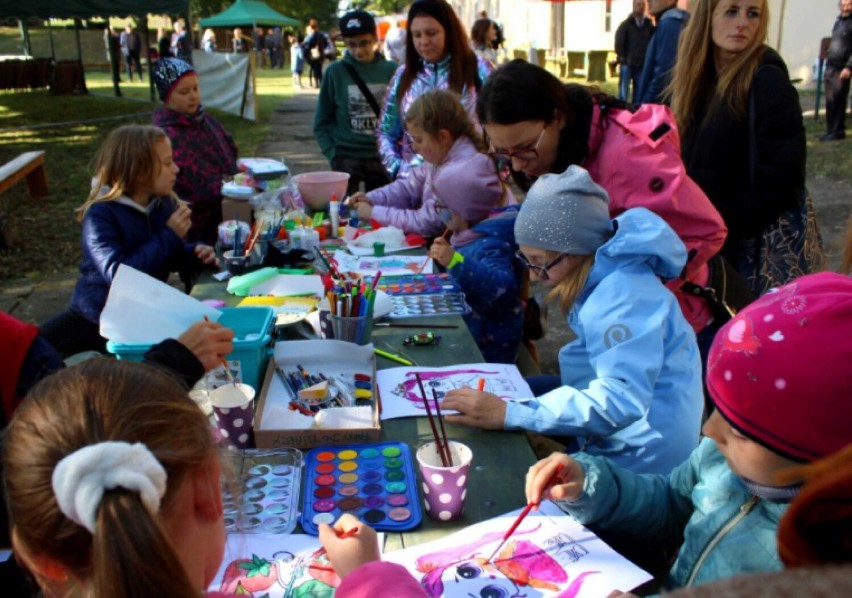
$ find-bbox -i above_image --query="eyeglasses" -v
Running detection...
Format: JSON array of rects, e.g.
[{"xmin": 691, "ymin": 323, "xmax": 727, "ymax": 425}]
[
  {"xmin": 345, "ymin": 39, "xmax": 375, "ymax": 50},
  {"xmin": 487, "ymin": 126, "xmax": 547, "ymax": 164},
  {"xmin": 515, "ymin": 250, "xmax": 569, "ymax": 281}
]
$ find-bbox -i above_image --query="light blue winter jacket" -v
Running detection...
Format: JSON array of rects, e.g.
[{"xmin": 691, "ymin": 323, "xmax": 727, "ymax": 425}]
[
  {"xmin": 377, "ymin": 54, "xmax": 492, "ymax": 180},
  {"xmin": 504, "ymin": 208, "xmax": 703, "ymax": 474},
  {"xmin": 559, "ymin": 439, "xmax": 787, "ymax": 591}
]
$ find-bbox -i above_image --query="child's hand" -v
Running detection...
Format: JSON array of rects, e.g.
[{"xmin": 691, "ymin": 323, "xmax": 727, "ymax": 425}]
[
  {"xmin": 318, "ymin": 514, "xmax": 381, "ymax": 579},
  {"xmin": 167, "ymin": 203, "xmax": 192, "ymax": 238},
  {"xmin": 347, "ymin": 191, "xmax": 369, "ymax": 207},
  {"xmin": 442, "ymin": 389, "xmax": 506, "ymax": 430},
  {"xmin": 176, "ymin": 321, "xmax": 235, "ymax": 372},
  {"xmin": 525, "ymin": 452, "xmax": 586, "ymax": 506},
  {"xmin": 355, "ymin": 201, "xmax": 373, "ymax": 221},
  {"xmin": 428, "ymin": 237, "xmax": 455, "ymax": 267},
  {"xmin": 194, "ymin": 244, "xmax": 218, "ymax": 267}
]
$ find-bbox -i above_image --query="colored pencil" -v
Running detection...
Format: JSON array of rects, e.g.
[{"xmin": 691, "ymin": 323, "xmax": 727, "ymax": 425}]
[
  {"xmin": 336, "ymin": 527, "xmax": 359, "ymax": 539},
  {"xmin": 485, "ymin": 463, "xmax": 566, "ymax": 563},
  {"xmin": 477, "ymin": 378, "xmax": 486, "ymax": 391}
]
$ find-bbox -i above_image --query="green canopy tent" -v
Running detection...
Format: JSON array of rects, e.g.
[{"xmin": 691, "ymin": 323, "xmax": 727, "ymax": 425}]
[{"xmin": 198, "ymin": 0, "xmax": 300, "ymax": 29}]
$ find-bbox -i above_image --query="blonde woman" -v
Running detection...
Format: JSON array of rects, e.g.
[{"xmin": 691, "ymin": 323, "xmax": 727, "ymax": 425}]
[
  {"xmin": 202, "ymin": 28, "xmax": 217, "ymax": 53},
  {"xmin": 668, "ymin": 0, "xmax": 806, "ymax": 296}
]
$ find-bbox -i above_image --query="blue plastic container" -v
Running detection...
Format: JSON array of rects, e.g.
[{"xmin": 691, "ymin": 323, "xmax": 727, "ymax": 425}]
[{"xmin": 106, "ymin": 307, "xmax": 275, "ymax": 390}]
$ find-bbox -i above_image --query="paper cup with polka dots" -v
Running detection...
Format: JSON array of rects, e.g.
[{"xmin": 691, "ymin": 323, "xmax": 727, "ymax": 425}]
[
  {"xmin": 416, "ymin": 440, "xmax": 473, "ymax": 521},
  {"xmin": 209, "ymin": 383, "xmax": 256, "ymax": 450}
]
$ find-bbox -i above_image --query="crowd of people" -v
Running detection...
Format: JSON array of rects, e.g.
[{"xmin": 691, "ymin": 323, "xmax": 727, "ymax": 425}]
[{"xmin": 2, "ymin": 0, "xmax": 850, "ymax": 596}]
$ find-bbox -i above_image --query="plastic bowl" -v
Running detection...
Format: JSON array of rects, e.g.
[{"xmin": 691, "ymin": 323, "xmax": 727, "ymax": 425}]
[{"xmin": 293, "ymin": 172, "xmax": 349, "ymax": 212}]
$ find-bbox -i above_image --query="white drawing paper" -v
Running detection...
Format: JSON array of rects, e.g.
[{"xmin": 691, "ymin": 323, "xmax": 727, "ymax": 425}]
[
  {"xmin": 376, "ymin": 363, "xmax": 534, "ymax": 420},
  {"xmin": 383, "ymin": 501, "xmax": 652, "ymax": 597},
  {"xmin": 332, "ymin": 250, "xmax": 432, "ymax": 276}
]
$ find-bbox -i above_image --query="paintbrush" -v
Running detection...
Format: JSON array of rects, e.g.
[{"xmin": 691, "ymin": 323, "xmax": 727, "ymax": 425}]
[{"xmin": 485, "ymin": 463, "xmax": 565, "ymax": 563}]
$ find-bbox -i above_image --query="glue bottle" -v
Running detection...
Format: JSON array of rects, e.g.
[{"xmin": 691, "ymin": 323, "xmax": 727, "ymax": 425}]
[{"xmin": 329, "ymin": 195, "xmax": 340, "ymax": 238}]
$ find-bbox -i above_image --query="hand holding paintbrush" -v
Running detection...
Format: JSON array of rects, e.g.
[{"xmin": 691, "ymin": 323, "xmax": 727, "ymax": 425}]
[{"xmin": 317, "ymin": 514, "xmax": 380, "ymax": 578}]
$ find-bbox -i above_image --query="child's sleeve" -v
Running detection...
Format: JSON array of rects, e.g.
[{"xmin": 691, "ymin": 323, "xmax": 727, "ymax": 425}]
[
  {"xmin": 366, "ymin": 163, "xmax": 426, "ymax": 208},
  {"xmin": 376, "ymin": 65, "xmax": 405, "ymax": 179},
  {"xmin": 313, "ymin": 67, "xmax": 337, "ymax": 162},
  {"xmin": 82, "ymin": 206, "xmax": 184, "ymax": 284},
  {"xmin": 448, "ymin": 242, "xmax": 520, "ymax": 310},
  {"xmin": 336, "ymin": 561, "xmax": 427, "ymax": 597}
]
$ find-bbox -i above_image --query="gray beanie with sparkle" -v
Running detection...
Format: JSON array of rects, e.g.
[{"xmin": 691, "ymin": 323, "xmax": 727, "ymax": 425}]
[{"xmin": 514, "ymin": 165, "xmax": 612, "ymax": 254}]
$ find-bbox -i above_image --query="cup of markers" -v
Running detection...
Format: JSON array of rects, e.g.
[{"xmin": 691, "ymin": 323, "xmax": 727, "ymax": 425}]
[{"xmin": 322, "ymin": 272, "xmax": 382, "ymax": 346}]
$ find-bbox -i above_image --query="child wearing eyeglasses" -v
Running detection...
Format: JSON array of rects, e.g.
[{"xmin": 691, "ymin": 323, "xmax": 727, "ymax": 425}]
[
  {"xmin": 425, "ymin": 159, "xmax": 523, "ymax": 364},
  {"xmin": 442, "ymin": 166, "xmax": 703, "ymax": 475},
  {"xmin": 349, "ymin": 89, "xmax": 514, "ymax": 237},
  {"xmin": 313, "ymin": 10, "xmax": 398, "ymax": 195}
]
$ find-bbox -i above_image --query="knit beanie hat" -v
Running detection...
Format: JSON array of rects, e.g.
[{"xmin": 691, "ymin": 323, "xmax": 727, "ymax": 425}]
[
  {"xmin": 514, "ymin": 165, "xmax": 611, "ymax": 254},
  {"xmin": 431, "ymin": 152, "xmax": 503, "ymax": 223},
  {"xmin": 707, "ymin": 272, "xmax": 852, "ymax": 462},
  {"xmin": 339, "ymin": 10, "xmax": 377, "ymax": 37},
  {"xmin": 153, "ymin": 57, "xmax": 196, "ymax": 102}
]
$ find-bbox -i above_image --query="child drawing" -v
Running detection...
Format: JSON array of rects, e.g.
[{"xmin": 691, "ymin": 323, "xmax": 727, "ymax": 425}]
[
  {"xmin": 414, "ymin": 526, "xmax": 597, "ymax": 597},
  {"xmin": 393, "ymin": 368, "xmax": 519, "ymax": 410}
]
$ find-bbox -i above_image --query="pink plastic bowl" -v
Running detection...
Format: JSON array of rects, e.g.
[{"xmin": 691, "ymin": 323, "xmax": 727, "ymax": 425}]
[{"xmin": 293, "ymin": 172, "xmax": 350, "ymax": 212}]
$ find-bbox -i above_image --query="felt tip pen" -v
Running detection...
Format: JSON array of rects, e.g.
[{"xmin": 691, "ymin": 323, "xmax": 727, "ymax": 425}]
[
  {"xmin": 336, "ymin": 527, "xmax": 359, "ymax": 539},
  {"xmin": 373, "ymin": 348, "xmax": 414, "ymax": 366}
]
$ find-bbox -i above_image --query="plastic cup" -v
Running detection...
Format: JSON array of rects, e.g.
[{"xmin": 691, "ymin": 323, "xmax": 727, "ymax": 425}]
[
  {"xmin": 416, "ymin": 441, "xmax": 473, "ymax": 521},
  {"xmin": 373, "ymin": 242, "xmax": 386, "ymax": 257},
  {"xmin": 329, "ymin": 313, "xmax": 373, "ymax": 345},
  {"xmin": 222, "ymin": 250, "xmax": 249, "ymax": 276},
  {"xmin": 209, "ymin": 383, "xmax": 256, "ymax": 450}
]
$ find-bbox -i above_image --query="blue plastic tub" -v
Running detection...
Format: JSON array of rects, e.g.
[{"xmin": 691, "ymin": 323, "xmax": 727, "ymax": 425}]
[{"xmin": 106, "ymin": 307, "xmax": 275, "ymax": 390}]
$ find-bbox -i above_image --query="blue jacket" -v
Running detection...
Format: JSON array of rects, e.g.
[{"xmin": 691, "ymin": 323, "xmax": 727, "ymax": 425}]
[
  {"xmin": 637, "ymin": 7, "xmax": 689, "ymax": 104},
  {"xmin": 448, "ymin": 206, "xmax": 524, "ymax": 364},
  {"xmin": 504, "ymin": 208, "xmax": 703, "ymax": 474},
  {"xmin": 70, "ymin": 197, "xmax": 200, "ymax": 324},
  {"xmin": 561, "ymin": 439, "xmax": 788, "ymax": 591}
]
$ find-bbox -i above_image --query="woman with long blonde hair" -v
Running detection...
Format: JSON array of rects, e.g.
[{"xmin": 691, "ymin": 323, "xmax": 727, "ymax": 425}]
[{"xmin": 668, "ymin": 0, "xmax": 807, "ymax": 296}]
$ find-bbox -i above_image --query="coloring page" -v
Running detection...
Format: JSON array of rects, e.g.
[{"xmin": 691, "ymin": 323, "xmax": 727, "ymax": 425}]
[
  {"xmin": 383, "ymin": 501, "xmax": 652, "ymax": 597},
  {"xmin": 377, "ymin": 364, "xmax": 533, "ymax": 420},
  {"xmin": 332, "ymin": 250, "xmax": 432, "ymax": 276}
]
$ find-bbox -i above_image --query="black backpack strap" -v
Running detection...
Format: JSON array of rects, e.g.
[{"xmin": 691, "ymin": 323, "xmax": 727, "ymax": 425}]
[{"xmin": 341, "ymin": 61, "xmax": 381, "ymax": 117}]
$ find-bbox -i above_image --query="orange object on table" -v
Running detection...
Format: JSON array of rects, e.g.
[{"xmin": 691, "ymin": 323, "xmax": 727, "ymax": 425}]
[{"xmin": 315, "ymin": 226, "xmax": 328, "ymax": 242}]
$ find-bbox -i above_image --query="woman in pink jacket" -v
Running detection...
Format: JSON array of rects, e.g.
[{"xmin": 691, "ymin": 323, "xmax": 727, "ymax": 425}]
[{"xmin": 476, "ymin": 60, "xmax": 727, "ymax": 341}]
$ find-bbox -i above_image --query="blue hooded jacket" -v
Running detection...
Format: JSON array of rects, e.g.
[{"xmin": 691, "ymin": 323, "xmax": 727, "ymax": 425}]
[
  {"xmin": 504, "ymin": 208, "xmax": 703, "ymax": 474},
  {"xmin": 637, "ymin": 7, "xmax": 689, "ymax": 104},
  {"xmin": 448, "ymin": 206, "xmax": 524, "ymax": 364}
]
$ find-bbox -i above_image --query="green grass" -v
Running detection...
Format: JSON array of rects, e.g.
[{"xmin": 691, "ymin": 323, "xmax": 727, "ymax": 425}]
[{"xmin": 0, "ymin": 67, "xmax": 292, "ymax": 280}]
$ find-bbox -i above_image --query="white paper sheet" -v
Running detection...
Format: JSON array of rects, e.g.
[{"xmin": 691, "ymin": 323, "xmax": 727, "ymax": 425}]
[
  {"xmin": 383, "ymin": 501, "xmax": 652, "ymax": 597},
  {"xmin": 377, "ymin": 363, "xmax": 534, "ymax": 420},
  {"xmin": 211, "ymin": 532, "xmax": 383, "ymax": 596},
  {"xmin": 99, "ymin": 265, "xmax": 221, "ymax": 344},
  {"xmin": 332, "ymin": 250, "xmax": 432, "ymax": 276},
  {"xmin": 257, "ymin": 340, "xmax": 375, "ymax": 431},
  {"xmin": 249, "ymin": 274, "xmax": 325, "ymax": 297}
]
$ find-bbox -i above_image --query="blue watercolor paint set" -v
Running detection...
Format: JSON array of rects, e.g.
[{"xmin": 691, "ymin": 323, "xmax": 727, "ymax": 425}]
[{"xmin": 299, "ymin": 441, "xmax": 423, "ymax": 535}]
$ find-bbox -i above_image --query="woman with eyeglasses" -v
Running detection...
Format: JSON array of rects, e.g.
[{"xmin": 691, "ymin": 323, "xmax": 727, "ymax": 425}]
[
  {"xmin": 476, "ymin": 59, "xmax": 726, "ymax": 341},
  {"xmin": 314, "ymin": 10, "xmax": 398, "ymax": 195},
  {"xmin": 442, "ymin": 166, "xmax": 703, "ymax": 475},
  {"xmin": 377, "ymin": 0, "xmax": 493, "ymax": 181}
]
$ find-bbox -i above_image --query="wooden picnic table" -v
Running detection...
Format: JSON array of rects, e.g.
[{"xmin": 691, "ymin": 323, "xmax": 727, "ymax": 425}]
[{"xmin": 191, "ymin": 262, "xmax": 538, "ymax": 551}]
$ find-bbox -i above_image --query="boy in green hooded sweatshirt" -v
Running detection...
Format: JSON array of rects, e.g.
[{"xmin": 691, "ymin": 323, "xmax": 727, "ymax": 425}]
[{"xmin": 313, "ymin": 10, "xmax": 397, "ymax": 195}]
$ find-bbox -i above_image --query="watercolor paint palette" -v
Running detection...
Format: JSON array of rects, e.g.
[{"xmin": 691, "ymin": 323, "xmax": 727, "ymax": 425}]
[
  {"xmin": 370, "ymin": 273, "xmax": 462, "ymax": 296},
  {"xmin": 300, "ymin": 442, "xmax": 423, "ymax": 535},
  {"xmin": 222, "ymin": 448, "xmax": 303, "ymax": 534},
  {"xmin": 388, "ymin": 292, "xmax": 471, "ymax": 319}
]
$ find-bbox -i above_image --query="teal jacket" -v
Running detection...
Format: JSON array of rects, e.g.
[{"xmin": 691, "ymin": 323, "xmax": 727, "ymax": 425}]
[
  {"xmin": 559, "ymin": 439, "xmax": 788, "ymax": 591},
  {"xmin": 314, "ymin": 52, "xmax": 398, "ymax": 162}
]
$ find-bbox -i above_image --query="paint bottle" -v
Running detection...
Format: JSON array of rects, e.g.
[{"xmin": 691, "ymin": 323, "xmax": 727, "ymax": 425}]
[{"xmin": 329, "ymin": 196, "xmax": 340, "ymax": 238}]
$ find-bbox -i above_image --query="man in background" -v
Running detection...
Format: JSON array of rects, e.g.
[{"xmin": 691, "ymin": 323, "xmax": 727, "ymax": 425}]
[
  {"xmin": 120, "ymin": 22, "xmax": 144, "ymax": 82},
  {"xmin": 637, "ymin": 0, "xmax": 689, "ymax": 105},
  {"xmin": 615, "ymin": 0, "xmax": 654, "ymax": 103},
  {"xmin": 822, "ymin": 0, "xmax": 852, "ymax": 141}
]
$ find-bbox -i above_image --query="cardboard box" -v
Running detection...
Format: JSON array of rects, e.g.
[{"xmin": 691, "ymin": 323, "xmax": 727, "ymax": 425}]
[
  {"xmin": 222, "ymin": 198, "xmax": 253, "ymax": 223},
  {"xmin": 253, "ymin": 340, "xmax": 380, "ymax": 448}
]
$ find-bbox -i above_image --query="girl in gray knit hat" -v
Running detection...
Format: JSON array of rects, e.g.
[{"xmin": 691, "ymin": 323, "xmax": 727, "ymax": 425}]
[{"xmin": 443, "ymin": 165, "xmax": 704, "ymax": 475}]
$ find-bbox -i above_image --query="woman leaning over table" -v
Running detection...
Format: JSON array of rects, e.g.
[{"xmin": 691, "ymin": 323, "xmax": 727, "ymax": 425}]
[
  {"xmin": 667, "ymin": 0, "xmax": 806, "ymax": 297},
  {"xmin": 377, "ymin": 0, "xmax": 493, "ymax": 180}
]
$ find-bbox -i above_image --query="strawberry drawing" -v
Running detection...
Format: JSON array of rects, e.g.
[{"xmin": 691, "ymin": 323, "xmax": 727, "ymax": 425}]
[{"xmin": 220, "ymin": 554, "xmax": 279, "ymax": 595}]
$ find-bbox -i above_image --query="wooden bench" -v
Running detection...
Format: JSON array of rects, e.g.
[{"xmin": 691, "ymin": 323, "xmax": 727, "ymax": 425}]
[{"xmin": 0, "ymin": 151, "xmax": 48, "ymax": 198}]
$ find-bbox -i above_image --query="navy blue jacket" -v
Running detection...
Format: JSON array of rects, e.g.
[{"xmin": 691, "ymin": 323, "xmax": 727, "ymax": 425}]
[
  {"xmin": 70, "ymin": 197, "xmax": 200, "ymax": 324},
  {"xmin": 637, "ymin": 7, "xmax": 689, "ymax": 104},
  {"xmin": 448, "ymin": 206, "xmax": 524, "ymax": 364}
]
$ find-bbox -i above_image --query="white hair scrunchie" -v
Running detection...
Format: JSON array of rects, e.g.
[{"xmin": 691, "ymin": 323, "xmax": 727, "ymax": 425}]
[{"xmin": 52, "ymin": 441, "xmax": 168, "ymax": 533}]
